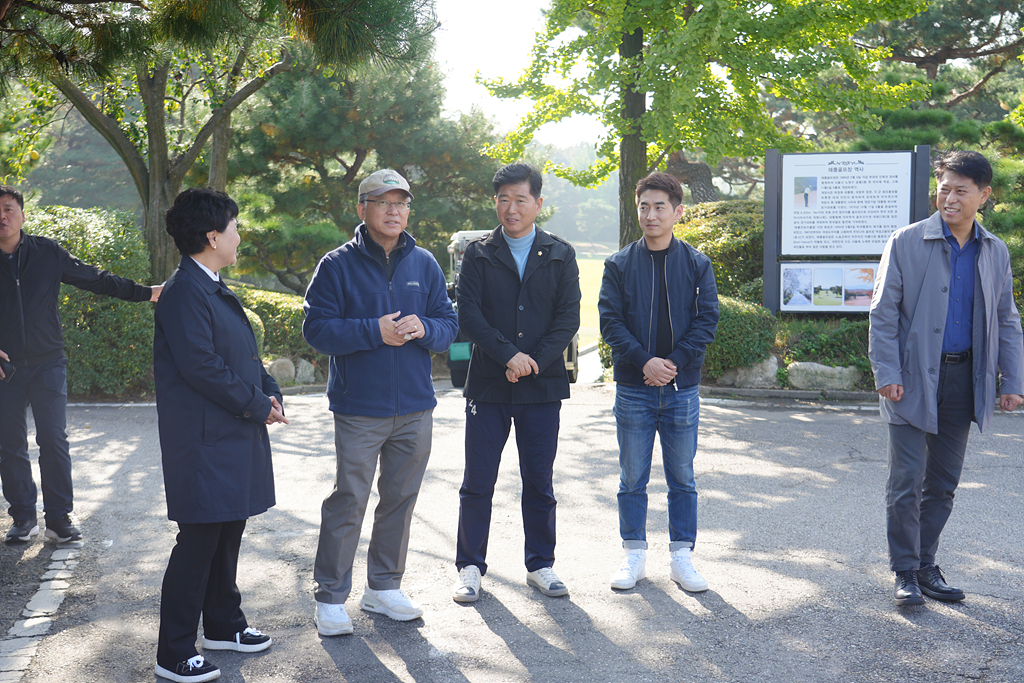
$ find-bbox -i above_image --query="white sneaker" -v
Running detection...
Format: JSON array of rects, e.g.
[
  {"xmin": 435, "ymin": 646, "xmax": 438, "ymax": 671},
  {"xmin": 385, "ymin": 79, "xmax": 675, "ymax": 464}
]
[
  {"xmin": 314, "ymin": 601, "xmax": 353, "ymax": 636},
  {"xmin": 453, "ymin": 565, "xmax": 482, "ymax": 603},
  {"xmin": 610, "ymin": 549, "xmax": 647, "ymax": 590},
  {"xmin": 526, "ymin": 566, "xmax": 569, "ymax": 597},
  {"xmin": 359, "ymin": 586, "xmax": 423, "ymax": 621},
  {"xmin": 670, "ymin": 548, "xmax": 708, "ymax": 592}
]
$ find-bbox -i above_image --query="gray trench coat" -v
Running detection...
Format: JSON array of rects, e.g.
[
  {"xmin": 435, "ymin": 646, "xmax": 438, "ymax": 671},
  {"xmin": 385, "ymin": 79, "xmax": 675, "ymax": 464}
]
[{"xmin": 868, "ymin": 211, "xmax": 1024, "ymax": 434}]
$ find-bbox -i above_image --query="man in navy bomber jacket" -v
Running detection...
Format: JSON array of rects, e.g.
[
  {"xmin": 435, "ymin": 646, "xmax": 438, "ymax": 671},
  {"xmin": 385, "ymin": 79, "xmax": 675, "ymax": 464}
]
[{"xmin": 599, "ymin": 171, "xmax": 719, "ymax": 594}]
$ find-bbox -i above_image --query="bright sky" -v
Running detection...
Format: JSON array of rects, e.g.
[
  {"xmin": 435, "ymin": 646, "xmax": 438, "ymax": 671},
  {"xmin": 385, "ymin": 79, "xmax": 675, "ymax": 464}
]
[{"xmin": 432, "ymin": 0, "xmax": 606, "ymax": 147}]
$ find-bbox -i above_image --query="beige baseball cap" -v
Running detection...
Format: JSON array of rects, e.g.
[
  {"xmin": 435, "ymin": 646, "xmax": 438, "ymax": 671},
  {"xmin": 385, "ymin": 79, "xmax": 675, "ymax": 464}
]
[{"xmin": 358, "ymin": 169, "xmax": 414, "ymax": 200}]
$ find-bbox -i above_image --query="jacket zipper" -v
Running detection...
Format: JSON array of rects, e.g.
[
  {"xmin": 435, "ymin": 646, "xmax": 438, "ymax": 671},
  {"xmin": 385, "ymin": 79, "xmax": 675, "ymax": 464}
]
[{"xmin": 646, "ymin": 253, "xmax": 655, "ymax": 354}]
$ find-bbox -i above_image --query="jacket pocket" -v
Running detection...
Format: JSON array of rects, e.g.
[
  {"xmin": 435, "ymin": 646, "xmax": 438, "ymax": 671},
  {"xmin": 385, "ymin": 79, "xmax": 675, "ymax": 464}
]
[{"xmin": 202, "ymin": 405, "xmax": 218, "ymax": 446}]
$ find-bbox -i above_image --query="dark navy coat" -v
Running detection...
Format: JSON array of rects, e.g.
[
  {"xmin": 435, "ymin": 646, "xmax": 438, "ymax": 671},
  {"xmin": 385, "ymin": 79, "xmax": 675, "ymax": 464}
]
[
  {"xmin": 457, "ymin": 227, "xmax": 581, "ymax": 404},
  {"xmin": 154, "ymin": 257, "xmax": 280, "ymax": 524}
]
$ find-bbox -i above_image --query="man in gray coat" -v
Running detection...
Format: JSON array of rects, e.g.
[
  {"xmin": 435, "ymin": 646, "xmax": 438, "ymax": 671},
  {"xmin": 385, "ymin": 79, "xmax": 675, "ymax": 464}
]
[{"xmin": 869, "ymin": 150, "xmax": 1024, "ymax": 606}]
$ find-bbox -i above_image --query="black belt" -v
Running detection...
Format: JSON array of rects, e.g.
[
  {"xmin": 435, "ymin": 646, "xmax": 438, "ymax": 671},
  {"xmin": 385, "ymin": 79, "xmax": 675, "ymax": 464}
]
[{"xmin": 942, "ymin": 349, "xmax": 972, "ymax": 364}]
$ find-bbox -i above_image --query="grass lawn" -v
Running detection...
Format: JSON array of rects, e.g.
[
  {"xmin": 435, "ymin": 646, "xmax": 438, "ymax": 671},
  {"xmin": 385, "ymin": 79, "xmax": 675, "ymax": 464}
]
[{"xmin": 578, "ymin": 255, "xmax": 605, "ymax": 348}]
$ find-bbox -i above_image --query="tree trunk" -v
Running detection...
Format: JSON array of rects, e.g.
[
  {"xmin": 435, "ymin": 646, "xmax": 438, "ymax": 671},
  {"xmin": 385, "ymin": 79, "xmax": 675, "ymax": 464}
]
[
  {"xmin": 136, "ymin": 63, "xmax": 182, "ymax": 282},
  {"xmin": 666, "ymin": 151, "xmax": 719, "ymax": 204},
  {"xmin": 618, "ymin": 26, "xmax": 645, "ymax": 248},
  {"xmin": 208, "ymin": 112, "xmax": 232, "ymax": 191}
]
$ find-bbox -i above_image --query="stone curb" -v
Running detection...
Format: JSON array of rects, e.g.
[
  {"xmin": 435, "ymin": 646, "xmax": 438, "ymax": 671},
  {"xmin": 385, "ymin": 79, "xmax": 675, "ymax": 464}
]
[{"xmin": 700, "ymin": 385, "xmax": 879, "ymax": 402}]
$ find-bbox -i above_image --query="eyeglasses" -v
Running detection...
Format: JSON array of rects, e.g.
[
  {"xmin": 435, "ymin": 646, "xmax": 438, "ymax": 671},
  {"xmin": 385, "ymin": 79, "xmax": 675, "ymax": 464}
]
[{"xmin": 366, "ymin": 199, "xmax": 411, "ymax": 211}]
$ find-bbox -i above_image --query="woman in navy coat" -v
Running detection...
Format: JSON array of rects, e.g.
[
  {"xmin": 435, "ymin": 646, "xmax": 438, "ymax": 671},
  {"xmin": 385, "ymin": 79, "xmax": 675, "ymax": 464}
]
[{"xmin": 153, "ymin": 187, "xmax": 288, "ymax": 683}]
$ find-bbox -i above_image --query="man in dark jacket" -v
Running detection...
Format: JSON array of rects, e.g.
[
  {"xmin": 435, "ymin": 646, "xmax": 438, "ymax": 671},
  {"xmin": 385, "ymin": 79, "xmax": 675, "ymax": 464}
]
[
  {"xmin": 599, "ymin": 172, "xmax": 719, "ymax": 593},
  {"xmin": 0, "ymin": 185, "xmax": 161, "ymax": 545},
  {"xmin": 303, "ymin": 169, "xmax": 458, "ymax": 636},
  {"xmin": 451, "ymin": 163, "xmax": 581, "ymax": 603}
]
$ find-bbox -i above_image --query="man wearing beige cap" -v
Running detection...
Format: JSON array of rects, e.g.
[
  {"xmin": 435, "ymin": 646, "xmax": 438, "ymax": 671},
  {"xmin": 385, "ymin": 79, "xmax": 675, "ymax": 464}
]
[{"xmin": 303, "ymin": 169, "xmax": 458, "ymax": 634}]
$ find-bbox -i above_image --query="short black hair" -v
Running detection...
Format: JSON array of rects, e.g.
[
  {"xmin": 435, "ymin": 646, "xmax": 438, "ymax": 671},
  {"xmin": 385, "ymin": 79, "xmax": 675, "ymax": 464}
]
[
  {"xmin": 493, "ymin": 163, "xmax": 542, "ymax": 199},
  {"xmin": 165, "ymin": 187, "xmax": 239, "ymax": 256},
  {"xmin": 934, "ymin": 150, "xmax": 993, "ymax": 189},
  {"xmin": 636, "ymin": 172, "xmax": 684, "ymax": 208},
  {"xmin": 0, "ymin": 185, "xmax": 24, "ymax": 210}
]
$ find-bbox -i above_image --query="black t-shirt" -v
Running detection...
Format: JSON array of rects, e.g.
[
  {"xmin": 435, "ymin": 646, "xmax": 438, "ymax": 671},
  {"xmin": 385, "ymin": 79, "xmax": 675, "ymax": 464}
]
[{"xmin": 651, "ymin": 248, "xmax": 673, "ymax": 359}]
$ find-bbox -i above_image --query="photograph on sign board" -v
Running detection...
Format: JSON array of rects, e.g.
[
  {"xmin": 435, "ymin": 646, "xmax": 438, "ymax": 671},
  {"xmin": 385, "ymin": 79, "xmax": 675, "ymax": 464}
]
[
  {"xmin": 794, "ymin": 177, "xmax": 817, "ymax": 209},
  {"xmin": 782, "ymin": 267, "xmax": 813, "ymax": 306},
  {"xmin": 844, "ymin": 267, "xmax": 875, "ymax": 306},
  {"xmin": 813, "ymin": 268, "xmax": 843, "ymax": 306}
]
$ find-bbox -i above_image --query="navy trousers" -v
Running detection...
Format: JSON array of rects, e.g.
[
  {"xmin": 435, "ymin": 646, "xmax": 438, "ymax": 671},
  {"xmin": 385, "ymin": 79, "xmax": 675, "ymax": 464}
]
[
  {"xmin": 886, "ymin": 360, "xmax": 974, "ymax": 572},
  {"xmin": 456, "ymin": 400, "xmax": 561, "ymax": 575},
  {"xmin": 0, "ymin": 359, "xmax": 73, "ymax": 523},
  {"xmin": 157, "ymin": 520, "xmax": 249, "ymax": 666}
]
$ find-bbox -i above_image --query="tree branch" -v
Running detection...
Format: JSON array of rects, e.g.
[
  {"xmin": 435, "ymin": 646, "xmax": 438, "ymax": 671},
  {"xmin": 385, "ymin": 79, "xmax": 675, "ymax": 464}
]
[
  {"xmin": 944, "ymin": 64, "xmax": 1006, "ymax": 109},
  {"xmin": 49, "ymin": 74, "xmax": 149, "ymax": 205},
  {"xmin": 170, "ymin": 49, "xmax": 293, "ymax": 183}
]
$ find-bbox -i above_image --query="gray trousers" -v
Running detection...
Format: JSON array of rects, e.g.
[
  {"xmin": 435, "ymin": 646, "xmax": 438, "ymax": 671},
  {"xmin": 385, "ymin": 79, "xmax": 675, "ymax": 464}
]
[
  {"xmin": 314, "ymin": 410, "xmax": 432, "ymax": 604},
  {"xmin": 886, "ymin": 361, "xmax": 973, "ymax": 572}
]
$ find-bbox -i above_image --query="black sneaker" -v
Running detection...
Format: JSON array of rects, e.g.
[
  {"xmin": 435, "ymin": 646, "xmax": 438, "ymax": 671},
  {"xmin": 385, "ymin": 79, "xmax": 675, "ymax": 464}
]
[
  {"xmin": 155, "ymin": 655, "xmax": 220, "ymax": 682},
  {"xmin": 44, "ymin": 515, "xmax": 82, "ymax": 543},
  {"xmin": 202, "ymin": 626, "xmax": 272, "ymax": 653},
  {"xmin": 5, "ymin": 518, "xmax": 39, "ymax": 544}
]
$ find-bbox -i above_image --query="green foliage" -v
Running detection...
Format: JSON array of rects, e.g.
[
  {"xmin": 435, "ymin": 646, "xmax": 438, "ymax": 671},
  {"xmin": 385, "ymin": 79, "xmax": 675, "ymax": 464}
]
[
  {"xmin": 598, "ymin": 336, "xmax": 612, "ymax": 370},
  {"xmin": 228, "ymin": 55, "xmax": 499, "ymax": 269},
  {"xmin": 776, "ymin": 317, "xmax": 873, "ymax": 384},
  {"xmin": 243, "ymin": 307, "xmax": 265, "ymax": 358},
  {"xmin": 231, "ymin": 286, "xmax": 324, "ymax": 370},
  {"xmin": 25, "ymin": 206, "xmax": 155, "ymax": 396},
  {"xmin": 703, "ymin": 296, "xmax": 777, "ymax": 381},
  {"xmin": 234, "ymin": 201, "xmax": 345, "ymax": 294},
  {"xmin": 484, "ymin": 0, "xmax": 929, "ymax": 187},
  {"xmin": 675, "ymin": 200, "xmax": 764, "ymax": 303}
]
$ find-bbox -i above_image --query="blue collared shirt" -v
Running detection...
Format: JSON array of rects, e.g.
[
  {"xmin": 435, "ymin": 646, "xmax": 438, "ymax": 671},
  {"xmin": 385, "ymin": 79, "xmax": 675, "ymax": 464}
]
[{"xmin": 941, "ymin": 220, "xmax": 977, "ymax": 354}]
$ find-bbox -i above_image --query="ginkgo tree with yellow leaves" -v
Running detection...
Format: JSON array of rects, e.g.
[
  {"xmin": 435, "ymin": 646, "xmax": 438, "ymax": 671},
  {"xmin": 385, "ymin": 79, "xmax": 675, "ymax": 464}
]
[{"xmin": 482, "ymin": 0, "xmax": 930, "ymax": 247}]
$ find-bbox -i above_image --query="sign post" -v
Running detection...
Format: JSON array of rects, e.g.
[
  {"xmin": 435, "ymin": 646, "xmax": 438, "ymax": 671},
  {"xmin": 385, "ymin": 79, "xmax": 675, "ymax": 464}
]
[{"xmin": 762, "ymin": 145, "xmax": 931, "ymax": 313}]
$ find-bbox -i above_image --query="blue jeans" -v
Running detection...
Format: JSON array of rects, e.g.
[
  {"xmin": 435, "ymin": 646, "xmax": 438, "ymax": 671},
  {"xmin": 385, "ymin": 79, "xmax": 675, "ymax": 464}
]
[
  {"xmin": 0, "ymin": 359, "xmax": 73, "ymax": 523},
  {"xmin": 614, "ymin": 382, "xmax": 699, "ymax": 551}
]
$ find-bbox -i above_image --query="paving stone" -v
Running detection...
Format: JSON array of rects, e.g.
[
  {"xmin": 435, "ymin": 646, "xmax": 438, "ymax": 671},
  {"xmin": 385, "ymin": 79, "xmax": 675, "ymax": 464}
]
[
  {"xmin": 23, "ymin": 588, "xmax": 65, "ymax": 616},
  {"xmin": 49, "ymin": 549, "xmax": 78, "ymax": 562},
  {"xmin": 7, "ymin": 619, "xmax": 51, "ymax": 638}
]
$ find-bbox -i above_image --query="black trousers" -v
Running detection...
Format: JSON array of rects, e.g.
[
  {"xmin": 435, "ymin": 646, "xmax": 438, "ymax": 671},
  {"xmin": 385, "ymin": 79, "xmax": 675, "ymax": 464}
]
[
  {"xmin": 157, "ymin": 520, "xmax": 249, "ymax": 666},
  {"xmin": 456, "ymin": 400, "xmax": 561, "ymax": 575},
  {"xmin": 886, "ymin": 361, "xmax": 974, "ymax": 572},
  {"xmin": 0, "ymin": 359, "xmax": 73, "ymax": 523}
]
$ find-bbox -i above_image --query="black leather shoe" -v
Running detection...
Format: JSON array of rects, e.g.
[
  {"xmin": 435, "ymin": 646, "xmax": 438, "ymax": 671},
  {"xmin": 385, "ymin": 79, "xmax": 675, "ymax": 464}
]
[
  {"xmin": 894, "ymin": 570, "xmax": 925, "ymax": 606},
  {"xmin": 917, "ymin": 564, "xmax": 965, "ymax": 602}
]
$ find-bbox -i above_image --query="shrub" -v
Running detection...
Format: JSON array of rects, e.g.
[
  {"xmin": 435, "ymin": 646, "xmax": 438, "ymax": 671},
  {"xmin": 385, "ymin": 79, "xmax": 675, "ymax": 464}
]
[
  {"xmin": 243, "ymin": 307, "xmax": 265, "ymax": 358},
  {"xmin": 232, "ymin": 286, "xmax": 327, "ymax": 370},
  {"xmin": 703, "ymin": 296, "xmax": 777, "ymax": 380},
  {"xmin": 676, "ymin": 200, "xmax": 764, "ymax": 304},
  {"xmin": 776, "ymin": 315, "xmax": 873, "ymax": 382},
  {"xmin": 26, "ymin": 206, "xmax": 155, "ymax": 396}
]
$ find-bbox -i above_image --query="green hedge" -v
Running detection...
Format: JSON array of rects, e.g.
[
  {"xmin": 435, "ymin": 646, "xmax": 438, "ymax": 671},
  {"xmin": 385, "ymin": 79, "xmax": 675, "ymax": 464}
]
[
  {"xmin": 676, "ymin": 200, "xmax": 764, "ymax": 304},
  {"xmin": 232, "ymin": 286, "xmax": 327, "ymax": 373},
  {"xmin": 26, "ymin": 206, "xmax": 155, "ymax": 396},
  {"xmin": 703, "ymin": 296, "xmax": 777, "ymax": 380}
]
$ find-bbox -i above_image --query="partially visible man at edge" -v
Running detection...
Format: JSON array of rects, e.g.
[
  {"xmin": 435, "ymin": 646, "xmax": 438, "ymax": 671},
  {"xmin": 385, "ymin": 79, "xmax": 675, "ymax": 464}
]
[
  {"xmin": 0, "ymin": 185, "xmax": 161, "ymax": 545},
  {"xmin": 303, "ymin": 169, "xmax": 458, "ymax": 635},
  {"xmin": 869, "ymin": 150, "xmax": 1023, "ymax": 607}
]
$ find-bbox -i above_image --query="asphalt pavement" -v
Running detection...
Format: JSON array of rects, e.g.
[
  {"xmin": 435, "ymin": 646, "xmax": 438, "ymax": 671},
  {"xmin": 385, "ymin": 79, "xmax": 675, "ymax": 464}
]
[{"xmin": 2, "ymin": 382, "xmax": 1023, "ymax": 683}]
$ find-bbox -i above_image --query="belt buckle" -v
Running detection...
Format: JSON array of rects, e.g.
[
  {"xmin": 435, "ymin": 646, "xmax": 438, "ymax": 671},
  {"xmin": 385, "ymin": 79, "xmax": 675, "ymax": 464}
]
[{"xmin": 943, "ymin": 352, "xmax": 963, "ymax": 364}]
